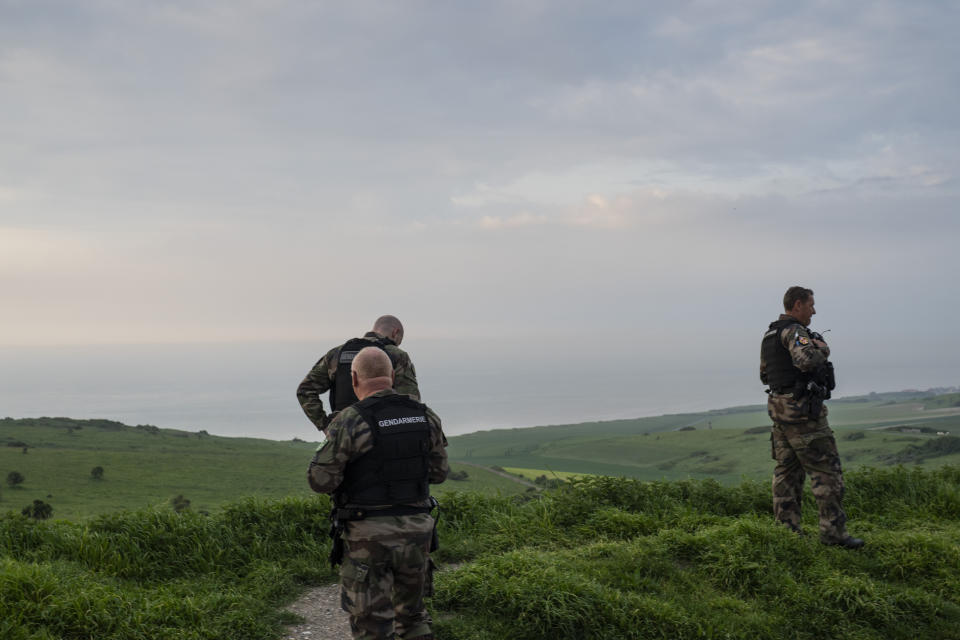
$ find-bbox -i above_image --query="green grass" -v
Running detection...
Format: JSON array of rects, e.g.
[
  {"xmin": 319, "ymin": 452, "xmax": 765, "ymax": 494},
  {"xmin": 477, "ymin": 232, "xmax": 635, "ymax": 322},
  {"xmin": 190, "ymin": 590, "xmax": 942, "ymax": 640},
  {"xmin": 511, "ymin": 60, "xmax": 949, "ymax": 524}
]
[
  {"xmin": 0, "ymin": 495, "xmax": 336, "ymax": 640},
  {"xmin": 2, "ymin": 464, "xmax": 959, "ymax": 638},
  {"xmin": 429, "ymin": 466, "xmax": 960, "ymax": 640},
  {"xmin": 0, "ymin": 418, "xmax": 528, "ymax": 521}
]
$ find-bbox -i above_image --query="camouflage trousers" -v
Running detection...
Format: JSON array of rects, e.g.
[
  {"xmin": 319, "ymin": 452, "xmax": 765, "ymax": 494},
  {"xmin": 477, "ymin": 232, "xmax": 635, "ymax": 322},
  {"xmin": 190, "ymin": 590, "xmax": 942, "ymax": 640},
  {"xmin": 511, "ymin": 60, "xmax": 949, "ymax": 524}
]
[
  {"xmin": 770, "ymin": 416, "xmax": 848, "ymax": 543},
  {"xmin": 340, "ymin": 515, "xmax": 435, "ymax": 640}
]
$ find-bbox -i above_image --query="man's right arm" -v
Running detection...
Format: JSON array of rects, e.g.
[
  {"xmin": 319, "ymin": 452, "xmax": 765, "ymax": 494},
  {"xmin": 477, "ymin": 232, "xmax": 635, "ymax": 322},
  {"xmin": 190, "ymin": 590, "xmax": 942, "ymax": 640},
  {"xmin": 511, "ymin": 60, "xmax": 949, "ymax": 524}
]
[
  {"xmin": 307, "ymin": 410, "xmax": 356, "ymax": 494},
  {"xmin": 390, "ymin": 348, "xmax": 421, "ymax": 401},
  {"xmin": 782, "ymin": 326, "xmax": 829, "ymax": 372},
  {"xmin": 296, "ymin": 347, "xmax": 339, "ymax": 431}
]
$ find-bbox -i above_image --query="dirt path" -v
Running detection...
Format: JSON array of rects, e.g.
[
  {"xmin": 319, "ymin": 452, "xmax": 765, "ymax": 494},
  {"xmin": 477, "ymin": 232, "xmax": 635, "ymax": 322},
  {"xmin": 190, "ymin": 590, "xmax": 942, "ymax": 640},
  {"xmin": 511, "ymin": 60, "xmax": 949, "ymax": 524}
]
[
  {"xmin": 281, "ymin": 463, "xmax": 522, "ymax": 640},
  {"xmin": 454, "ymin": 460, "xmax": 539, "ymax": 488},
  {"xmin": 283, "ymin": 583, "xmax": 351, "ymax": 640},
  {"xmin": 283, "ymin": 564, "xmax": 467, "ymax": 639}
]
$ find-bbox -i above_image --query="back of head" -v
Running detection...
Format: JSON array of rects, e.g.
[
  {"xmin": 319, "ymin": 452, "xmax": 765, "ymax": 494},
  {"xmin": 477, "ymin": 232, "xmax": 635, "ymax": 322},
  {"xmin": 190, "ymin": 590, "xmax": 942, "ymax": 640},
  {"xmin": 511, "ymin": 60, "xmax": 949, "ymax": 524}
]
[
  {"xmin": 783, "ymin": 286, "xmax": 813, "ymax": 312},
  {"xmin": 351, "ymin": 347, "xmax": 394, "ymax": 384},
  {"xmin": 372, "ymin": 315, "xmax": 404, "ymax": 343}
]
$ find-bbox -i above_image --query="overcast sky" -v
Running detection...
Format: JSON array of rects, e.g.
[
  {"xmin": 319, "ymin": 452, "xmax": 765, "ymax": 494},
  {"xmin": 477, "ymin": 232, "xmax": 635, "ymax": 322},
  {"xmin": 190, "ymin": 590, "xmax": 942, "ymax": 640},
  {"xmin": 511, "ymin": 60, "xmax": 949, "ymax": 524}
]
[{"xmin": 2, "ymin": 1, "xmax": 959, "ymax": 418}]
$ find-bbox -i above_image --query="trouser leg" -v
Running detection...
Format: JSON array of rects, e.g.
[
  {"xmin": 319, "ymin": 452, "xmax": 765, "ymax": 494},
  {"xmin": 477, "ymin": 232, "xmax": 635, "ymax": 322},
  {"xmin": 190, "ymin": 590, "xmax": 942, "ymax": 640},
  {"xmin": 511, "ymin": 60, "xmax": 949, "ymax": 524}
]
[
  {"xmin": 792, "ymin": 427, "xmax": 847, "ymax": 542},
  {"xmin": 771, "ymin": 423, "xmax": 806, "ymax": 531},
  {"xmin": 392, "ymin": 530, "xmax": 433, "ymax": 640},
  {"xmin": 340, "ymin": 540, "xmax": 396, "ymax": 640}
]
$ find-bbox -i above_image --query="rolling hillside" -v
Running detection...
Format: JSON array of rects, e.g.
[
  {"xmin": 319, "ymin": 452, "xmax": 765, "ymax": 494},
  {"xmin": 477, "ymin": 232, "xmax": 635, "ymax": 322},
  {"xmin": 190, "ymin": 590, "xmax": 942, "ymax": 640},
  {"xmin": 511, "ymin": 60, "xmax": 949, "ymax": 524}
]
[
  {"xmin": 447, "ymin": 389, "xmax": 960, "ymax": 483},
  {"xmin": 0, "ymin": 418, "xmax": 527, "ymax": 521}
]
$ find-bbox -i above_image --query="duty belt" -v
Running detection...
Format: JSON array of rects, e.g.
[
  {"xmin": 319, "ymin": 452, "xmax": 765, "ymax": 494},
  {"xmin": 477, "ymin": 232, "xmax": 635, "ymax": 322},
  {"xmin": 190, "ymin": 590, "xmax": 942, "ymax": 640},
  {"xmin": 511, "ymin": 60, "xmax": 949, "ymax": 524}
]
[{"xmin": 335, "ymin": 504, "xmax": 434, "ymax": 521}]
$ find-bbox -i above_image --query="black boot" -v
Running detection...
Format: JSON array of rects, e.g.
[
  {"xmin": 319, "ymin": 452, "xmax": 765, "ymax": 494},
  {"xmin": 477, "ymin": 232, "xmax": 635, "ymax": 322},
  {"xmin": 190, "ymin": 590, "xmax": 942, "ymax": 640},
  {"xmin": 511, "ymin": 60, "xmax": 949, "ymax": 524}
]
[{"xmin": 822, "ymin": 535, "xmax": 865, "ymax": 549}]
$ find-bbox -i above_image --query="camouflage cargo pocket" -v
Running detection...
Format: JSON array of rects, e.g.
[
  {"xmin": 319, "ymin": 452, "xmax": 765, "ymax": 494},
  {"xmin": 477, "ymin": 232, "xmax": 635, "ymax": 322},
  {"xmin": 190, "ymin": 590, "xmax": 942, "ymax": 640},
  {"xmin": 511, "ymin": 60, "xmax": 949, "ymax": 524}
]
[
  {"xmin": 339, "ymin": 558, "xmax": 371, "ymax": 615},
  {"xmin": 801, "ymin": 429, "xmax": 832, "ymax": 448},
  {"xmin": 768, "ymin": 394, "xmax": 807, "ymax": 424}
]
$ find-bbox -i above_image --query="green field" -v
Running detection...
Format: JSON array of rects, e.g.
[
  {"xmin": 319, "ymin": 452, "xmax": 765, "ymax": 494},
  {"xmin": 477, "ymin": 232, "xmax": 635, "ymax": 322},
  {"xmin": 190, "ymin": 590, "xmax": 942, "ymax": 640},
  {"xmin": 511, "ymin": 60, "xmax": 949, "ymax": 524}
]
[
  {"xmin": 0, "ymin": 418, "xmax": 527, "ymax": 521},
  {"xmin": 503, "ymin": 467, "xmax": 588, "ymax": 482},
  {"xmin": 3, "ymin": 389, "xmax": 960, "ymax": 521},
  {"xmin": 3, "ymin": 393, "xmax": 960, "ymax": 639},
  {"xmin": 448, "ymin": 390, "xmax": 960, "ymax": 484}
]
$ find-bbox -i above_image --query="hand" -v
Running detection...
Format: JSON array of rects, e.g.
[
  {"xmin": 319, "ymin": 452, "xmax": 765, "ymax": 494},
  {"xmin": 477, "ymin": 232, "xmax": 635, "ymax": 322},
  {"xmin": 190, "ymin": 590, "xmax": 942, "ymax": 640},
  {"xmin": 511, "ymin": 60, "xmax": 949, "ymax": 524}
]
[{"xmin": 812, "ymin": 339, "xmax": 828, "ymax": 349}]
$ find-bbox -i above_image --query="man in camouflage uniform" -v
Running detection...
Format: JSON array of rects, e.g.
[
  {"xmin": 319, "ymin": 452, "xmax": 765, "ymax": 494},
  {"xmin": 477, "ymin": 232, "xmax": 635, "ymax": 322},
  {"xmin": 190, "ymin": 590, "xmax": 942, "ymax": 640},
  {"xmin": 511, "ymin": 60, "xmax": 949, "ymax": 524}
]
[
  {"xmin": 308, "ymin": 347, "xmax": 448, "ymax": 640},
  {"xmin": 298, "ymin": 315, "xmax": 420, "ymax": 434},
  {"xmin": 760, "ymin": 286, "xmax": 864, "ymax": 549}
]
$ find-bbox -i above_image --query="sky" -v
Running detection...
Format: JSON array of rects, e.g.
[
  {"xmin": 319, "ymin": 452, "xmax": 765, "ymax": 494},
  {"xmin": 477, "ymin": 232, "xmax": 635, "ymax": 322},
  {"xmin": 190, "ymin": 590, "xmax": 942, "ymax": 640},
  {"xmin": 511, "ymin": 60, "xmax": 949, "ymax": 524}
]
[{"xmin": 1, "ymin": 1, "xmax": 959, "ymax": 437}]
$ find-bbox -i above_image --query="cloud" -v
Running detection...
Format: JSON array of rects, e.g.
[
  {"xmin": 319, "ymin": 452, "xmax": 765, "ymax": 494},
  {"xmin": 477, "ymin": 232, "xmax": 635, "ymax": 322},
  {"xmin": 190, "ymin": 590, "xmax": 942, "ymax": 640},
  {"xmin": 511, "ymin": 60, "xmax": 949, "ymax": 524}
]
[{"xmin": 478, "ymin": 212, "xmax": 549, "ymax": 229}]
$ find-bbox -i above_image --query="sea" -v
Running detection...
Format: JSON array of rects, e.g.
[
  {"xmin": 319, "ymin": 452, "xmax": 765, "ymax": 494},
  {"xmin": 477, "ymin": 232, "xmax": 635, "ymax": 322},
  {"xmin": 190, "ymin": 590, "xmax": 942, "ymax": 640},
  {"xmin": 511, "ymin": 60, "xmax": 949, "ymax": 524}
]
[{"xmin": 1, "ymin": 340, "xmax": 956, "ymax": 440}]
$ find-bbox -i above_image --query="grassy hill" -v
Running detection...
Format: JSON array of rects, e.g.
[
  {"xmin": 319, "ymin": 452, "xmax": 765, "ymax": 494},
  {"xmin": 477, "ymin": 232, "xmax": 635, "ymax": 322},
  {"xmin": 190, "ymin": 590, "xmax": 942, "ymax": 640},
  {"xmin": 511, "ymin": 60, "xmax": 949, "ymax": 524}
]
[
  {"xmin": 448, "ymin": 390, "xmax": 960, "ymax": 484},
  {"xmin": 2, "ymin": 466, "xmax": 958, "ymax": 639},
  {"xmin": 0, "ymin": 418, "xmax": 527, "ymax": 521},
  {"xmin": 5, "ymin": 388, "xmax": 960, "ymax": 520}
]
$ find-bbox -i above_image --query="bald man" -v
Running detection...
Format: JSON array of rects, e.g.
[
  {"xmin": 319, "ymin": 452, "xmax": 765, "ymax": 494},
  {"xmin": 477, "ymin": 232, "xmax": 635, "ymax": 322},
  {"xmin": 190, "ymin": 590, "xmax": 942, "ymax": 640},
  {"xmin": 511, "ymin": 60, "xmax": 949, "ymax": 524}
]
[
  {"xmin": 308, "ymin": 347, "xmax": 448, "ymax": 640},
  {"xmin": 297, "ymin": 315, "xmax": 420, "ymax": 433}
]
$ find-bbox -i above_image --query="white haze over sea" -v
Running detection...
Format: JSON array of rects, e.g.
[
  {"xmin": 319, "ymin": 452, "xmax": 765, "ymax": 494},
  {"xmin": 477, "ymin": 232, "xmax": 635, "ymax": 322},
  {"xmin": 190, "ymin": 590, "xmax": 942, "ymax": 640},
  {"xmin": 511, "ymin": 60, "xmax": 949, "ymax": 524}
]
[{"xmin": 1, "ymin": 340, "xmax": 956, "ymax": 440}]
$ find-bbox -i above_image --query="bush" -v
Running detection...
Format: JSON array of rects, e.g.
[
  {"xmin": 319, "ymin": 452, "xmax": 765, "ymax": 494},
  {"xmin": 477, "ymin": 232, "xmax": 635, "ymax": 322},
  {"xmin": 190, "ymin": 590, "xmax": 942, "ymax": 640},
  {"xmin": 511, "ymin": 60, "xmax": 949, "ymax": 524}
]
[
  {"xmin": 6, "ymin": 471, "xmax": 24, "ymax": 488},
  {"xmin": 21, "ymin": 500, "xmax": 53, "ymax": 520},
  {"xmin": 91, "ymin": 466, "xmax": 104, "ymax": 480}
]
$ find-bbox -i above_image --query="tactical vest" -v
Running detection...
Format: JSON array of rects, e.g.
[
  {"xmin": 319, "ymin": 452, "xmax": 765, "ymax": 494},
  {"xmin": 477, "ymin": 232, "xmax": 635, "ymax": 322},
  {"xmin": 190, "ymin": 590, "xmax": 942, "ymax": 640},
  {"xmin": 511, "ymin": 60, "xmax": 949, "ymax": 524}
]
[
  {"xmin": 336, "ymin": 393, "xmax": 432, "ymax": 507},
  {"xmin": 761, "ymin": 318, "xmax": 803, "ymax": 391},
  {"xmin": 330, "ymin": 337, "xmax": 398, "ymax": 412}
]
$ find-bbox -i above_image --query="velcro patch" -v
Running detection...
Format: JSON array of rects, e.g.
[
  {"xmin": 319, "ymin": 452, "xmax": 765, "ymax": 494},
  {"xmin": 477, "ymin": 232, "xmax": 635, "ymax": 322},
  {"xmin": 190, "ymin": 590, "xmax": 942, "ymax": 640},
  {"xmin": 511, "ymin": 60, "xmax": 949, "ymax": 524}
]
[{"xmin": 796, "ymin": 336, "xmax": 810, "ymax": 346}]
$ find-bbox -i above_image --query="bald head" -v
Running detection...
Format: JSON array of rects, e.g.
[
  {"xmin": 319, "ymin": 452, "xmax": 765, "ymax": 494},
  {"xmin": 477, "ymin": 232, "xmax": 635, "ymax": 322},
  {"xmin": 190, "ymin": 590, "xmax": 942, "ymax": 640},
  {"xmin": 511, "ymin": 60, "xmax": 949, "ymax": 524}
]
[
  {"xmin": 372, "ymin": 315, "xmax": 404, "ymax": 345},
  {"xmin": 350, "ymin": 347, "xmax": 394, "ymax": 400}
]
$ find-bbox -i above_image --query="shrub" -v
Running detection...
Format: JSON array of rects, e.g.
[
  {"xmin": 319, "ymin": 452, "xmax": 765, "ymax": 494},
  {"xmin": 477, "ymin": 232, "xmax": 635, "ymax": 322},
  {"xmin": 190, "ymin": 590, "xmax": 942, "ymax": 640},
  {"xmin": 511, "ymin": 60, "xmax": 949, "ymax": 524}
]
[
  {"xmin": 91, "ymin": 466, "xmax": 104, "ymax": 480},
  {"xmin": 6, "ymin": 471, "xmax": 24, "ymax": 488},
  {"xmin": 22, "ymin": 500, "xmax": 53, "ymax": 520}
]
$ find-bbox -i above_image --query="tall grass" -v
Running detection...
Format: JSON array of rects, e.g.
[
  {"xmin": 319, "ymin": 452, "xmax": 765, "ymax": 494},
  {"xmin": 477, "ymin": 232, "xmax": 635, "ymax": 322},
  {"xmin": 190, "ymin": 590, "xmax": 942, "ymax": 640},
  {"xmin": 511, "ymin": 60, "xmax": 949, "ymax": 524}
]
[
  {"xmin": 2, "ymin": 466, "xmax": 959, "ymax": 639},
  {"xmin": 431, "ymin": 466, "xmax": 960, "ymax": 640},
  {"xmin": 0, "ymin": 496, "xmax": 335, "ymax": 639}
]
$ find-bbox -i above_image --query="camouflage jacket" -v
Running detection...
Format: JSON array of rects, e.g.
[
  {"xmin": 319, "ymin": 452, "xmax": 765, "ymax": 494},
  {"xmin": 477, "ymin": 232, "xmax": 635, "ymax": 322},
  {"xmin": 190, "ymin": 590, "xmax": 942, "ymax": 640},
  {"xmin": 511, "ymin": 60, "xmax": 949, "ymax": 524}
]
[
  {"xmin": 307, "ymin": 389, "xmax": 448, "ymax": 506},
  {"xmin": 296, "ymin": 332, "xmax": 420, "ymax": 431},
  {"xmin": 760, "ymin": 314, "xmax": 831, "ymax": 424}
]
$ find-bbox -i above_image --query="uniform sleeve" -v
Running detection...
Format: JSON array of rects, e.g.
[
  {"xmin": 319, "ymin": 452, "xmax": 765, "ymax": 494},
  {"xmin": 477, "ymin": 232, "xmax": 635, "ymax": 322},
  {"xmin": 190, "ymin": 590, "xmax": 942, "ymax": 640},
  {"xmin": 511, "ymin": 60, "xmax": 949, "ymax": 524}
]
[
  {"xmin": 781, "ymin": 326, "xmax": 829, "ymax": 372},
  {"xmin": 296, "ymin": 346, "xmax": 339, "ymax": 431},
  {"xmin": 426, "ymin": 407, "xmax": 449, "ymax": 485},
  {"xmin": 391, "ymin": 348, "xmax": 421, "ymax": 401},
  {"xmin": 307, "ymin": 410, "xmax": 358, "ymax": 494}
]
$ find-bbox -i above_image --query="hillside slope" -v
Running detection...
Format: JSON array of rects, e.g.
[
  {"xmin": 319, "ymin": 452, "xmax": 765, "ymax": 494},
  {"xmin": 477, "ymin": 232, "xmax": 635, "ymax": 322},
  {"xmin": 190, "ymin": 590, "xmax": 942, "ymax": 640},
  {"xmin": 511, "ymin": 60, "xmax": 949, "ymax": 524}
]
[{"xmin": 448, "ymin": 390, "xmax": 960, "ymax": 483}]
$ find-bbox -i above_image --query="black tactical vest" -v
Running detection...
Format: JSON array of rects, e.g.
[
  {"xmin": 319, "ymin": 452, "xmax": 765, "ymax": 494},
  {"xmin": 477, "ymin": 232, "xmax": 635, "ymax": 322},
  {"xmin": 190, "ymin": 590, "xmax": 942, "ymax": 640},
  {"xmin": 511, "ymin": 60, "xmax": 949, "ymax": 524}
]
[
  {"xmin": 336, "ymin": 393, "xmax": 432, "ymax": 507},
  {"xmin": 761, "ymin": 318, "xmax": 803, "ymax": 391},
  {"xmin": 330, "ymin": 337, "xmax": 398, "ymax": 412}
]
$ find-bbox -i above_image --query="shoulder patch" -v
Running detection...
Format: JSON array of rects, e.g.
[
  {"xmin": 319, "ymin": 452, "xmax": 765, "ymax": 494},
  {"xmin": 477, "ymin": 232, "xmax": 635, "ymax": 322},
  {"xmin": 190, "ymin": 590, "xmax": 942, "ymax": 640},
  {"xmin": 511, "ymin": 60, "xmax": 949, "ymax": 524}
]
[{"xmin": 796, "ymin": 335, "xmax": 810, "ymax": 346}]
